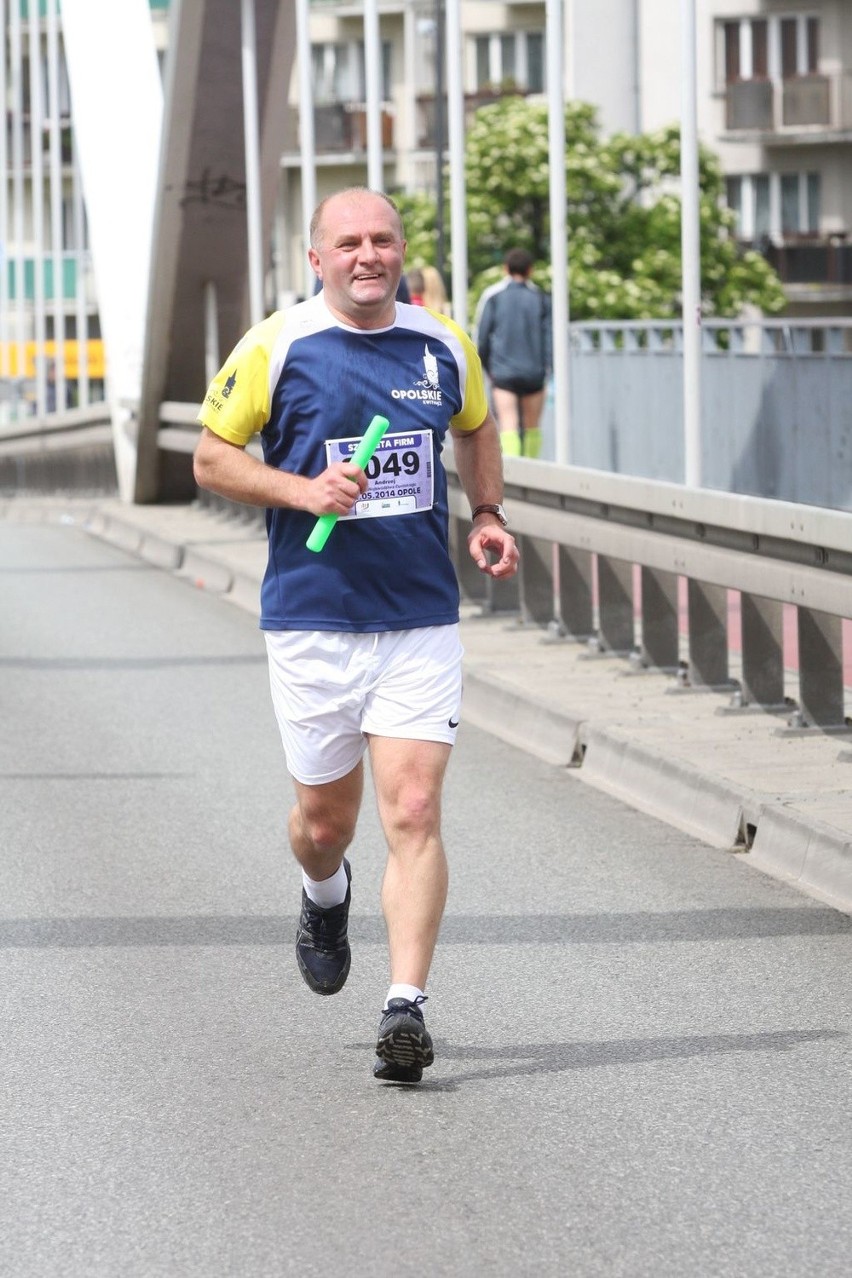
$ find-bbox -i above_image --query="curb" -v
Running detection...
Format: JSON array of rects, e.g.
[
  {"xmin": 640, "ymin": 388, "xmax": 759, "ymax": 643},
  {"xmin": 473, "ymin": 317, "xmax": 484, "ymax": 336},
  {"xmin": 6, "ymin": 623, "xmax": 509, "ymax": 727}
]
[{"xmin": 462, "ymin": 667, "xmax": 852, "ymax": 916}]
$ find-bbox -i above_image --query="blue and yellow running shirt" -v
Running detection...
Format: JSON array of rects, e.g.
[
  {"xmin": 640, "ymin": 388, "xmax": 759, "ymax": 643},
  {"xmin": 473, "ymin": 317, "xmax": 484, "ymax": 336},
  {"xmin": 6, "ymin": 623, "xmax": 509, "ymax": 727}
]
[{"xmin": 197, "ymin": 292, "xmax": 488, "ymax": 633}]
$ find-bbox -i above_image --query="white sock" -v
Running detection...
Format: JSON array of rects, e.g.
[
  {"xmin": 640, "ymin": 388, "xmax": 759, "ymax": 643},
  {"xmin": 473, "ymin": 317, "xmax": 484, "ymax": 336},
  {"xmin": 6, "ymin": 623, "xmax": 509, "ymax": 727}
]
[
  {"xmin": 385, "ymin": 983, "xmax": 425, "ymax": 1010},
  {"xmin": 302, "ymin": 862, "xmax": 348, "ymax": 909}
]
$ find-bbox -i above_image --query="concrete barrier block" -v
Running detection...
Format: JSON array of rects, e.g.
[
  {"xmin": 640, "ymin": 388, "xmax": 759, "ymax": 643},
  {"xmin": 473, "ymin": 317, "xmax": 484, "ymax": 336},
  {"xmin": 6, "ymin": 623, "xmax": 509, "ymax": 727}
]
[
  {"xmin": 98, "ymin": 515, "xmax": 143, "ymax": 554},
  {"xmin": 749, "ymin": 805, "xmax": 852, "ymax": 914},
  {"xmin": 178, "ymin": 549, "xmax": 233, "ymax": 594},
  {"xmin": 225, "ymin": 571, "xmax": 262, "ymax": 617},
  {"xmin": 462, "ymin": 670, "xmax": 581, "ymax": 767},
  {"xmin": 580, "ymin": 726, "xmax": 745, "ymax": 849},
  {"xmin": 139, "ymin": 532, "xmax": 183, "ymax": 571}
]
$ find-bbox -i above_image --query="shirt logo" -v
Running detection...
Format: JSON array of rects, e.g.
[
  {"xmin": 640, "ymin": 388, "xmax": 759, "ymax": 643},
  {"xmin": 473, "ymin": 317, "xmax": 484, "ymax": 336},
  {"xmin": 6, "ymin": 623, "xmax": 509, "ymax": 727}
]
[
  {"xmin": 222, "ymin": 371, "xmax": 237, "ymax": 398},
  {"xmin": 391, "ymin": 344, "xmax": 443, "ymax": 404}
]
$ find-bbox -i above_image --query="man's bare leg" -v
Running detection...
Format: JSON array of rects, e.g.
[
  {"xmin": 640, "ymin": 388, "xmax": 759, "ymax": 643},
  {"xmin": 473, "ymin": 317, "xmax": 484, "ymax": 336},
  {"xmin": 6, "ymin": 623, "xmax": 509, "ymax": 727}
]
[
  {"xmin": 291, "ymin": 763, "xmax": 363, "ymax": 995},
  {"xmin": 289, "ymin": 762, "xmax": 364, "ymax": 881},
  {"xmin": 368, "ymin": 736, "xmax": 451, "ymax": 990},
  {"xmin": 369, "ymin": 735, "xmax": 450, "ymax": 1080}
]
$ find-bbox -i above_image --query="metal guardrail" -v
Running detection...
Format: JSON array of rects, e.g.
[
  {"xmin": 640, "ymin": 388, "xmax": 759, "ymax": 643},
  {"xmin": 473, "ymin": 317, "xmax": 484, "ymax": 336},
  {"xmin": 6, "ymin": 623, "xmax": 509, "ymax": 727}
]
[
  {"xmin": 445, "ymin": 451, "xmax": 852, "ymax": 732},
  {"xmin": 3, "ymin": 399, "xmax": 852, "ymax": 732},
  {"xmin": 0, "ymin": 403, "xmax": 116, "ymax": 495},
  {"xmin": 571, "ymin": 316, "xmax": 852, "ymax": 355}
]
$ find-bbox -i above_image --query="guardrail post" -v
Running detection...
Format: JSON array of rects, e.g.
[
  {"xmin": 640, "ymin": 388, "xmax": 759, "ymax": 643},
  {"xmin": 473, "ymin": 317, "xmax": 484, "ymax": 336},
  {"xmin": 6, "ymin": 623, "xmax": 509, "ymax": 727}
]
[
  {"xmin": 558, "ymin": 545, "xmax": 593, "ymax": 639},
  {"xmin": 741, "ymin": 593, "xmax": 785, "ymax": 706},
  {"xmin": 797, "ymin": 607, "xmax": 845, "ymax": 727},
  {"xmin": 640, "ymin": 566, "xmax": 679, "ymax": 670},
  {"xmin": 687, "ymin": 579, "xmax": 730, "ymax": 687},
  {"xmin": 518, "ymin": 534, "xmax": 555, "ymax": 626},
  {"xmin": 596, "ymin": 554, "xmax": 634, "ymax": 654}
]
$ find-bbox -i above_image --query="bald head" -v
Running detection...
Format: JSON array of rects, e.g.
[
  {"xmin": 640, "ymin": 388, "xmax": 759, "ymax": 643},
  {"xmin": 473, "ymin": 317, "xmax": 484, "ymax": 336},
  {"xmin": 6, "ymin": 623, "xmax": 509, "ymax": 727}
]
[{"xmin": 310, "ymin": 188, "xmax": 404, "ymax": 251}]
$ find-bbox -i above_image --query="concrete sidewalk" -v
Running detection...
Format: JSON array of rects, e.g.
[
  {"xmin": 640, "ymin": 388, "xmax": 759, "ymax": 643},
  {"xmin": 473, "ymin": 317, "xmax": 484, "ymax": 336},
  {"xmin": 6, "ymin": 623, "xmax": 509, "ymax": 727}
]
[{"xmin": 8, "ymin": 494, "xmax": 852, "ymax": 916}]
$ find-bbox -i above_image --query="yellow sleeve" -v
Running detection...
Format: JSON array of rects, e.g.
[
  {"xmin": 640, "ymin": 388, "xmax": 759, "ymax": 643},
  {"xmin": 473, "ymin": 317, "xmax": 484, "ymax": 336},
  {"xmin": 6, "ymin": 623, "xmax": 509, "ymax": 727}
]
[
  {"xmin": 434, "ymin": 314, "xmax": 489, "ymax": 433},
  {"xmin": 196, "ymin": 312, "xmax": 283, "ymax": 446}
]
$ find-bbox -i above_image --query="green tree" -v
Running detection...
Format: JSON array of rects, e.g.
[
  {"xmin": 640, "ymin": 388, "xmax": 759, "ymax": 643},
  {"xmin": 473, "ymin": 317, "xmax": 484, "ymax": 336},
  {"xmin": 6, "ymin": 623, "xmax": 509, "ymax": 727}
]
[{"xmin": 399, "ymin": 98, "xmax": 786, "ymax": 320}]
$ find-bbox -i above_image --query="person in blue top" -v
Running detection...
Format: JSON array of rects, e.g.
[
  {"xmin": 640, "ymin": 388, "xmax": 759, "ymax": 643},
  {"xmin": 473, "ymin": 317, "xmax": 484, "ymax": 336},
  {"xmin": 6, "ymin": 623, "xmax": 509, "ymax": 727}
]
[
  {"xmin": 193, "ymin": 186, "xmax": 518, "ymax": 1084},
  {"xmin": 476, "ymin": 247, "xmax": 552, "ymax": 459}
]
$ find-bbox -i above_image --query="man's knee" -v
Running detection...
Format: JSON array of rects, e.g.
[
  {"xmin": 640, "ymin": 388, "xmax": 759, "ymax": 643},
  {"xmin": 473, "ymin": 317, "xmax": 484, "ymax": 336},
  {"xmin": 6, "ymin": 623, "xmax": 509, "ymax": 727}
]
[
  {"xmin": 384, "ymin": 783, "xmax": 442, "ymax": 842},
  {"xmin": 291, "ymin": 801, "xmax": 356, "ymax": 857}
]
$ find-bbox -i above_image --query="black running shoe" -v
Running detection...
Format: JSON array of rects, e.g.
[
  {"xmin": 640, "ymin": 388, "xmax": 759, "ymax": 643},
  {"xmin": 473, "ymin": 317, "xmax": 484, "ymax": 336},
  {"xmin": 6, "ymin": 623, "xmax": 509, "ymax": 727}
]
[
  {"xmin": 373, "ymin": 996, "xmax": 434, "ymax": 1082},
  {"xmin": 295, "ymin": 859, "xmax": 351, "ymax": 995}
]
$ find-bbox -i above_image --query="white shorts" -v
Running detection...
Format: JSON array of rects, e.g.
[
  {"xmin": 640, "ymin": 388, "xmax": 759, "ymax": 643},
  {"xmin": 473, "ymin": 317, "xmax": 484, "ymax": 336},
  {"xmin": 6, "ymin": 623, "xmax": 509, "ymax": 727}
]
[{"xmin": 264, "ymin": 624, "xmax": 464, "ymax": 786}]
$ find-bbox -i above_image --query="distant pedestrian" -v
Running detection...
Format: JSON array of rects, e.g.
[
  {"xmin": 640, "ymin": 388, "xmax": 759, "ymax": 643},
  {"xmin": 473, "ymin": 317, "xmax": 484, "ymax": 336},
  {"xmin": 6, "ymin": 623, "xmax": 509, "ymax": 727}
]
[
  {"xmin": 406, "ymin": 267, "xmax": 425, "ymax": 305},
  {"xmin": 476, "ymin": 248, "xmax": 552, "ymax": 458},
  {"xmin": 406, "ymin": 264, "xmax": 449, "ymax": 314},
  {"xmin": 420, "ymin": 265, "xmax": 450, "ymax": 314}
]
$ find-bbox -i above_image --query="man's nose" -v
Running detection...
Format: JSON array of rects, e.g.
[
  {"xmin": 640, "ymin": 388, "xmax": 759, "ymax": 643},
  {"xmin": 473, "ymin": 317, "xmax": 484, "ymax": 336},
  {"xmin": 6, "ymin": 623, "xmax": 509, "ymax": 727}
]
[{"xmin": 358, "ymin": 236, "xmax": 380, "ymax": 260}]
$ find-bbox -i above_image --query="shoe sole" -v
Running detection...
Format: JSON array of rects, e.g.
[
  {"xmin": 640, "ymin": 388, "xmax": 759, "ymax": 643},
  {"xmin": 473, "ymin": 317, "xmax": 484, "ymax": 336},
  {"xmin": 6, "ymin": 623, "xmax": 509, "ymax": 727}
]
[
  {"xmin": 375, "ymin": 1019, "xmax": 434, "ymax": 1072},
  {"xmin": 295, "ymin": 943, "xmax": 351, "ymax": 995},
  {"xmin": 373, "ymin": 1057, "xmax": 423, "ymax": 1084}
]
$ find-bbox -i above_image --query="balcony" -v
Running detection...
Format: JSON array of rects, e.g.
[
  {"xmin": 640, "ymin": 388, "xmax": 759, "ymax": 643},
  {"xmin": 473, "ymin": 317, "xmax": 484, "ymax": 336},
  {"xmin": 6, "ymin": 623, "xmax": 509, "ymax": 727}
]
[
  {"xmin": 724, "ymin": 72, "xmax": 852, "ymax": 139},
  {"xmin": 726, "ymin": 78, "xmax": 773, "ymax": 130},
  {"xmin": 759, "ymin": 239, "xmax": 852, "ymax": 287},
  {"xmin": 416, "ymin": 87, "xmax": 525, "ymax": 149},
  {"xmin": 282, "ymin": 103, "xmax": 394, "ymax": 156}
]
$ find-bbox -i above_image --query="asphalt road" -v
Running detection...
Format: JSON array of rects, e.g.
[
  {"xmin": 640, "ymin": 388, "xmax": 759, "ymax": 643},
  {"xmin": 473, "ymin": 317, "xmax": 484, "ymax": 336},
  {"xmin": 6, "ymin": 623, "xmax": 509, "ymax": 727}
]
[{"xmin": 2, "ymin": 521, "xmax": 852, "ymax": 1277}]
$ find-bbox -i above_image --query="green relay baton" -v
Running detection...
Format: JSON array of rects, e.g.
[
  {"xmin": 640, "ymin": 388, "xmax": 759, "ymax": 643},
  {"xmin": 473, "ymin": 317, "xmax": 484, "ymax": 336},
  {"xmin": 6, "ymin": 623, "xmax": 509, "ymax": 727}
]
[{"xmin": 305, "ymin": 414, "xmax": 391, "ymax": 553}]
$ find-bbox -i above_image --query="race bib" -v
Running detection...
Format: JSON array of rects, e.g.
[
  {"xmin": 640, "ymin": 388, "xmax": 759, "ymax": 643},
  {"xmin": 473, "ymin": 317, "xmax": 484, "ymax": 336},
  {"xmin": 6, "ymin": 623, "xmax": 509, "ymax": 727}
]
[{"xmin": 325, "ymin": 429, "xmax": 434, "ymax": 520}]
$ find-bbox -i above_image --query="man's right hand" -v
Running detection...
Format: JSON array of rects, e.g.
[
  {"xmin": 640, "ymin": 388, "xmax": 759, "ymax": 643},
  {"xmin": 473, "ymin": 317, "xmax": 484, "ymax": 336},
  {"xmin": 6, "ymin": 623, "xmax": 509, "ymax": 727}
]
[{"xmin": 307, "ymin": 461, "xmax": 369, "ymax": 516}]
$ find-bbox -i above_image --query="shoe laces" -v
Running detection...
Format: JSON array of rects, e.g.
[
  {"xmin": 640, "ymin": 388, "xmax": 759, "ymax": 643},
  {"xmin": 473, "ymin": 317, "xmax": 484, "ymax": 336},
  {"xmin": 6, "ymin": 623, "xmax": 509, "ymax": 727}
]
[
  {"xmin": 384, "ymin": 994, "xmax": 428, "ymax": 1017},
  {"xmin": 300, "ymin": 894, "xmax": 347, "ymax": 941}
]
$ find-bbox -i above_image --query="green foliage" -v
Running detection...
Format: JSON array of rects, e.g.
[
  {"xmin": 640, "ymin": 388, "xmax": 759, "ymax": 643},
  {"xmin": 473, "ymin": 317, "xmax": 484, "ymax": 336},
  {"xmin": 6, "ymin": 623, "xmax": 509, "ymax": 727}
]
[
  {"xmin": 413, "ymin": 98, "xmax": 787, "ymax": 320},
  {"xmin": 393, "ymin": 191, "xmax": 441, "ymax": 268}
]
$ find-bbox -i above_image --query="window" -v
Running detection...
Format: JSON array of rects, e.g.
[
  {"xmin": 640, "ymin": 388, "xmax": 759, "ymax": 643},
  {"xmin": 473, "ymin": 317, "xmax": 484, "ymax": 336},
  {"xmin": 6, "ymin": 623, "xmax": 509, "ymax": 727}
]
[
  {"xmin": 719, "ymin": 14, "xmax": 819, "ymax": 86},
  {"xmin": 780, "ymin": 173, "xmax": 801, "ymax": 231},
  {"xmin": 310, "ymin": 40, "xmax": 391, "ymax": 105},
  {"xmin": 472, "ymin": 31, "xmax": 545, "ymax": 93},
  {"xmin": 726, "ymin": 172, "xmax": 820, "ymax": 240}
]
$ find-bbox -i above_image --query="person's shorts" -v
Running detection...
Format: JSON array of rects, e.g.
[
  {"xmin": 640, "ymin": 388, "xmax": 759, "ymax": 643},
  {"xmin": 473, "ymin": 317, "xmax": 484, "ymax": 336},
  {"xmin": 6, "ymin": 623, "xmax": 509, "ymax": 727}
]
[
  {"xmin": 264, "ymin": 624, "xmax": 464, "ymax": 786},
  {"xmin": 490, "ymin": 376, "xmax": 545, "ymax": 396}
]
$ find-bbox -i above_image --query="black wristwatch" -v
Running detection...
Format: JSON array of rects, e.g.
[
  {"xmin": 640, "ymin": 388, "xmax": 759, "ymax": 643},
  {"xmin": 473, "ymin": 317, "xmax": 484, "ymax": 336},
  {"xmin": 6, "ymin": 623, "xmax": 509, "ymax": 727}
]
[{"xmin": 471, "ymin": 503, "xmax": 509, "ymax": 528}]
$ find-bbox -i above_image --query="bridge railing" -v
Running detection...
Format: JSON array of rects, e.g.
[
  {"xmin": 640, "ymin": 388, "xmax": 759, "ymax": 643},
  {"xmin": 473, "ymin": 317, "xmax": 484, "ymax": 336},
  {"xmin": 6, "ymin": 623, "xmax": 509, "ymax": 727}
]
[
  {"xmin": 0, "ymin": 402, "xmax": 115, "ymax": 495},
  {"xmin": 445, "ymin": 450, "xmax": 852, "ymax": 733}
]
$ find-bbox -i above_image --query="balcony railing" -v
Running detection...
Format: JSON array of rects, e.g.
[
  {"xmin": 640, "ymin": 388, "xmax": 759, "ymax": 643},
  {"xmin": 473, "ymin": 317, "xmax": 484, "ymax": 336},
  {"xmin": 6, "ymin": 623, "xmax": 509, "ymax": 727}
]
[
  {"xmin": 760, "ymin": 239, "xmax": 852, "ymax": 287},
  {"xmin": 725, "ymin": 72, "xmax": 852, "ymax": 135},
  {"xmin": 416, "ymin": 87, "xmax": 525, "ymax": 149},
  {"xmin": 283, "ymin": 103, "xmax": 394, "ymax": 154}
]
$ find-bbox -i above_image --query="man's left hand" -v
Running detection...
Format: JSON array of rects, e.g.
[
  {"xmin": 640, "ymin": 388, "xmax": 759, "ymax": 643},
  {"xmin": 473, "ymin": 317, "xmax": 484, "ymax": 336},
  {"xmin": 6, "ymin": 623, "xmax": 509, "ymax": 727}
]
[{"xmin": 467, "ymin": 523, "xmax": 520, "ymax": 578}]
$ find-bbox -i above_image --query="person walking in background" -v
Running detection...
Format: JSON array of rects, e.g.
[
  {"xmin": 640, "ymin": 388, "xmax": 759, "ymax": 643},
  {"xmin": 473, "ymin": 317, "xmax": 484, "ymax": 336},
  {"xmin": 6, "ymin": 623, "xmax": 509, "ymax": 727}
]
[
  {"xmin": 193, "ymin": 187, "xmax": 518, "ymax": 1085},
  {"xmin": 421, "ymin": 265, "xmax": 450, "ymax": 314},
  {"xmin": 476, "ymin": 248, "xmax": 552, "ymax": 458}
]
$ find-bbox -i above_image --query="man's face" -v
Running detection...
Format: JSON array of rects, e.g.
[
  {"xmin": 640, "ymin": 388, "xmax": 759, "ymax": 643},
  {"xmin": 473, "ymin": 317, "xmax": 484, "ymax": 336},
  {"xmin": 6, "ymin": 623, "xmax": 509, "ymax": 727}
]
[{"xmin": 309, "ymin": 193, "xmax": 406, "ymax": 328}]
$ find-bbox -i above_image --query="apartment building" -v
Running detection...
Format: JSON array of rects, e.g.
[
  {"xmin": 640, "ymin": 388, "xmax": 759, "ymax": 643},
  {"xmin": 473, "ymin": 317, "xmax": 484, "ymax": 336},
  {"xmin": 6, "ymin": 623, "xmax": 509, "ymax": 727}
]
[
  {"xmin": 278, "ymin": 0, "xmax": 852, "ymax": 316},
  {"xmin": 3, "ymin": 0, "xmax": 851, "ymax": 426},
  {"xmin": 0, "ymin": 0, "xmax": 169, "ymax": 419}
]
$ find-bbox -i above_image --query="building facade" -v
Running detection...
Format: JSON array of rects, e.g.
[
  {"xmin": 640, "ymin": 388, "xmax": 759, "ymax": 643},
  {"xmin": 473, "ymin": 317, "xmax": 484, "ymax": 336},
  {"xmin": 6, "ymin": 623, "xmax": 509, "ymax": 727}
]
[
  {"xmin": 3, "ymin": 0, "xmax": 851, "ymax": 428},
  {"xmin": 277, "ymin": 0, "xmax": 852, "ymax": 316}
]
